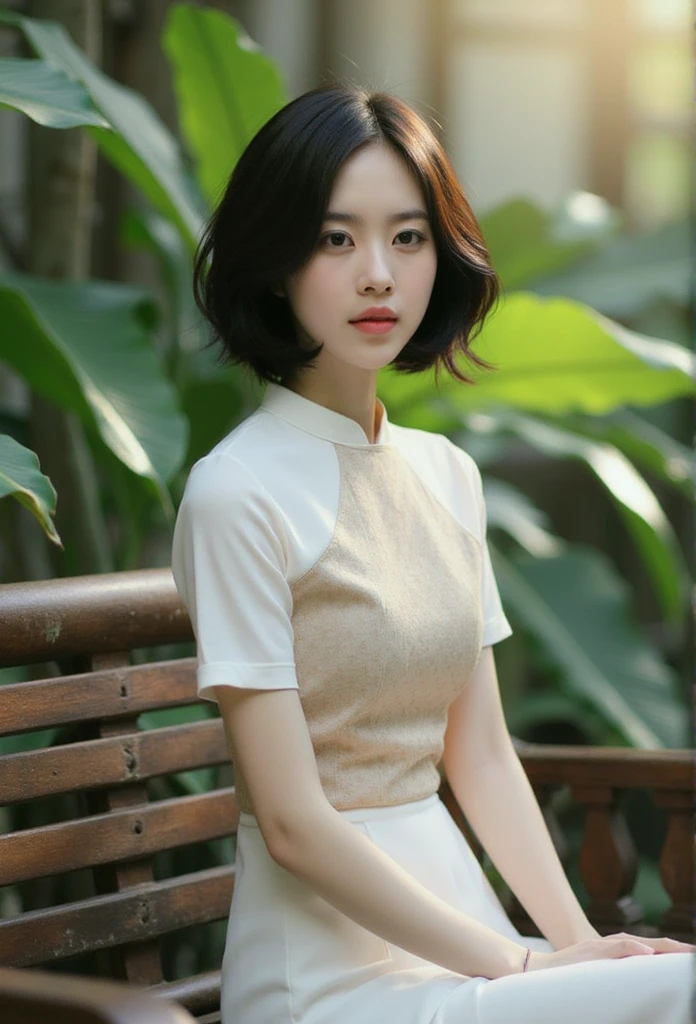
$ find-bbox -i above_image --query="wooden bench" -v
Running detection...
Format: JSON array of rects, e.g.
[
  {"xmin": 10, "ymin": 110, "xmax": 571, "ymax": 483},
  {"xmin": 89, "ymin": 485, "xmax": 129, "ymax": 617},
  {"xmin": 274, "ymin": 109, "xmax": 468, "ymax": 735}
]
[{"xmin": 0, "ymin": 569, "xmax": 692, "ymax": 1022}]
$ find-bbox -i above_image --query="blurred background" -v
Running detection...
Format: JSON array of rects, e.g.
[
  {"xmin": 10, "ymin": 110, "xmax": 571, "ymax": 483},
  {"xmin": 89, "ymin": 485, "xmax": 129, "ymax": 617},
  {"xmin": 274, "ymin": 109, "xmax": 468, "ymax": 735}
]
[{"xmin": 0, "ymin": 0, "xmax": 692, "ymax": 972}]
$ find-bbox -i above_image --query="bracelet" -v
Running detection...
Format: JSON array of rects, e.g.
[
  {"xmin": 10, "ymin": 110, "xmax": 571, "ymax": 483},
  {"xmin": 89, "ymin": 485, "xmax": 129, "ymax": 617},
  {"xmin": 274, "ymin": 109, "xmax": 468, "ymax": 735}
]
[{"xmin": 522, "ymin": 947, "xmax": 532, "ymax": 973}]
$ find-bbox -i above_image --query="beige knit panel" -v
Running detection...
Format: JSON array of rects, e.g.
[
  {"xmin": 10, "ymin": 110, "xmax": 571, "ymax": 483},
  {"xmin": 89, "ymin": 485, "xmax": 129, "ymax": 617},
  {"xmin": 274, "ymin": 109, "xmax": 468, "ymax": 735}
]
[{"xmin": 233, "ymin": 446, "xmax": 483, "ymax": 816}]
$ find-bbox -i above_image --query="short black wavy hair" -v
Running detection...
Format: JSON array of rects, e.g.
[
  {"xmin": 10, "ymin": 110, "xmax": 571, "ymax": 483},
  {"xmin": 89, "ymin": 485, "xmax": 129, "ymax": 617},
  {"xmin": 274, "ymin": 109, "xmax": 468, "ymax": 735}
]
[{"xmin": 193, "ymin": 82, "xmax": 500, "ymax": 389}]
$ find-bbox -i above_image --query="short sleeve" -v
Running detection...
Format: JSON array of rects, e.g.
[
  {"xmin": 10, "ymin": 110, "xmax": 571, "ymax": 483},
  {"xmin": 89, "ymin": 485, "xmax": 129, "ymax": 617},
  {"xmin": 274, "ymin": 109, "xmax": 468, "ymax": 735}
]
[
  {"xmin": 445, "ymin": 439, "xmax": 513, "ymax": 648},
  {"xmin": 170, "ymin": 451, "xmax": 299, "ymax": 702}
]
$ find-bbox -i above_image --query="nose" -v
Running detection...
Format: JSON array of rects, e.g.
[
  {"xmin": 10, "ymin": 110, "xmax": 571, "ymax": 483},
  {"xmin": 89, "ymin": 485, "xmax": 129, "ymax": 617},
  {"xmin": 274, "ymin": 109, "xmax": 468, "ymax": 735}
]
[{"xmin": 358, "ymin": 244, "xmax": 394, "ymax": 295}]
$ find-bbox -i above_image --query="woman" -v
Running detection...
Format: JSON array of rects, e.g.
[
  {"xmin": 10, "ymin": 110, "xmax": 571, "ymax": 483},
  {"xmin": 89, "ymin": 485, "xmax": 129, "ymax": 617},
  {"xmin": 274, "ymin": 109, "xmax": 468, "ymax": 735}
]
[{"xmin": 171, "ymin": 83, "xmax": 694, "ymax": 1024}]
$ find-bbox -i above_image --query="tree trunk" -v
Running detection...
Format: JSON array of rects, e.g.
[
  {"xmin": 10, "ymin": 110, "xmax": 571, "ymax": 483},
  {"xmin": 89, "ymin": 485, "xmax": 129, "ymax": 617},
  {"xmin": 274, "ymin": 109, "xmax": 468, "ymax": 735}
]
[{"xmin": 27, "ymin": 0, "xmax": 113, "ymax": 578}]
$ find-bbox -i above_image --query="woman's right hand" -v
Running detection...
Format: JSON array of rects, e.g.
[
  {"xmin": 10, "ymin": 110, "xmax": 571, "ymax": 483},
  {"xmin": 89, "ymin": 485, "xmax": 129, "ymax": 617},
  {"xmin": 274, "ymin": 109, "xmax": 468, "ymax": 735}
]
[{"xmin": 526, "ymin": 932, "xmax": 696, "ymax": 972}]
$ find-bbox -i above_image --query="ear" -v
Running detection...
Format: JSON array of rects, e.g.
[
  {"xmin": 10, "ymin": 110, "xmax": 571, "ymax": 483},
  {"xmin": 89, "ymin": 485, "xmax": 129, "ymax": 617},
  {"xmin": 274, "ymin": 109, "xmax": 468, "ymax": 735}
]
[{"xmin": 272, "ymin": 284, "xmax": 285, "ymax": 298}]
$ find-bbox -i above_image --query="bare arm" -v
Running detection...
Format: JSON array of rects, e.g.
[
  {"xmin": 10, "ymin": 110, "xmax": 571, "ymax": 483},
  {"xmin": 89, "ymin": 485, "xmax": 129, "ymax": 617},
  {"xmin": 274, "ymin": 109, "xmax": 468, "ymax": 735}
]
[
  {"xmin": 443, "ymin": 646, "xmax": 597, "ymax": 949},
  {"xmin": 217, "ymin": 684, "xmax": 530, "ymax": 980}
]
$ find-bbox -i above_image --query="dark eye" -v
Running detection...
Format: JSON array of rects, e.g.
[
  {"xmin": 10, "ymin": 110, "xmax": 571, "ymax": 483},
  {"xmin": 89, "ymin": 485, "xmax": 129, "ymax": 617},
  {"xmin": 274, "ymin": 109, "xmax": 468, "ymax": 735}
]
[
  {"xmin": 321, "ymin": 231, "xmax": 351, "ymax": 248},
  {"xmin": 396, "ymin": 230, "xmax": 426, "ymax": 245}
]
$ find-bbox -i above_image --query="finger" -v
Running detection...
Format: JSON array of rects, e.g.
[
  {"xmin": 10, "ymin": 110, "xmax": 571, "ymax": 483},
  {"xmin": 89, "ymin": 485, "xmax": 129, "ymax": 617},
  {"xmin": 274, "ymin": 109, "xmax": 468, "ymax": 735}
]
[{"xmin": 645, "ymin": 938, "xmax": 696, "ymax": 953}]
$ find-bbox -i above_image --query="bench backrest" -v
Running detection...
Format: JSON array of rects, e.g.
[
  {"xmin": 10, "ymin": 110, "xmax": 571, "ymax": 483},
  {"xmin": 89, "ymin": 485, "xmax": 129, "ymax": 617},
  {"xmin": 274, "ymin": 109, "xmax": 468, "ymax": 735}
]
[
  {"xmin": 0, "ymin": 569, "xmax": 233, "ymax": 1015},
  {"xmin": 1, "ymin": 568, "xmax": 693, "ymax": 1016}
]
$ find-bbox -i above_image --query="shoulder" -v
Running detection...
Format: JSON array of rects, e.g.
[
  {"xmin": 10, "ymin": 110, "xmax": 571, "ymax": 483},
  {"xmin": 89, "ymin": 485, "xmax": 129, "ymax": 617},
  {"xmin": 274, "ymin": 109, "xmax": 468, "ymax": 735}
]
[
  {"xmin": 390, "ymin": 423, "xmax": 482, "ymax": 496},
  {"xmin": 389, "ymin": 423, "xmax": 484, "ymax": 539},
  {"xmin": 182, "ymin": 450, "xmax": 269, "ymax": 521},
  {"xmin": 439, "ymin": 432, "xmax": 482, "ymax": 484},
  {"xmin": 175, "ymin": 427, "xmax": 290, "ymax": 555},
  {"xmin": 172, "ymin": 422, "xmax": 291, "ymax": 577},
  {"xmin": 182, "ymin": 409, "xmax": 289, "ymax": 513},
  {"xmin": 176, "ymin": 409, "xmax": 337, "ymax": 567}
]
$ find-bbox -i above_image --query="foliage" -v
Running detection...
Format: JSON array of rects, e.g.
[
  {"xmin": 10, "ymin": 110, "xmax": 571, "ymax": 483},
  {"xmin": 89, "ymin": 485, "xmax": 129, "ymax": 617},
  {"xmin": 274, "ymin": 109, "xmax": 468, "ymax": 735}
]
[
  {"xmin": 0, "ymin": 0, "xmax": 690, "ymax": 978},
  {"xmin": 0, "ymin": 2, "xmax": 693, "ymax": 749},
  {"xmin": 0, "ymin": 432, "xmax": 60, "ymax": 545}
]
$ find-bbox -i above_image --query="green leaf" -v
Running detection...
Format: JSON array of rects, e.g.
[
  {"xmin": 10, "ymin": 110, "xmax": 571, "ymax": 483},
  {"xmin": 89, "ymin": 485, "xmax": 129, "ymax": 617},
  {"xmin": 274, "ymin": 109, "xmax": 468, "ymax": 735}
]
[
  {"xmin": 0, "ymin": 57, "xmax": 109, "ymax": 128},
  {"xmin": 162, "ymin": 2, "xmax": 287, "ymax": 204},
  {"xmin": 632, "ymin": 858, "xmax": 672, "ymax": 923},
  {"xmin": 0, "ymin": 272, "xmax": 188, "ymax": 511},
  {"xmin": 139, "ymin": 704, "xmax": 216, "ymax": 730},
  {"xmin": 483, "ymin": 477, "xmax": 562, "ymax": 558},
  {"xmin": 380, "ymin": 294, "xmax": 694, "ymax": 420},
  {"xmin": 0, "ymin": 726, "xmax": 60, "ymax": 757},
  {"xmin": 0, "ymin": 433, "xmax": 62, "ymax": 547},
  {"xmin": 494, "ymin": 411, "xmax": 688, "ymax": 620},
  {"xmin": 531, "ymin": 220, "xmax": 689, "ymax": 317},
  {"xmin": 120, "ymin": 207, "xmax": 216, "ymax": 384},
  {"xmin": 12, "ymin": 13, "xmax": 205, "ymax": 247},
  {"xmin": 559, "ymin": 409, "xmax": 694, "ymax": 500},
  {"xmin": 179, "ymin": 375, "xmax": 247, "ymax": 467},
  {"xmin": 463, "ymin": 293, "xmax": 694, "ymax": 414},
  {"xmin": 480, "ymin": 196, "xmax": 615, "ymax": 290},
  {"xmin": 493, "ymin": 544, "xmax": 688, "ymax": 748}
]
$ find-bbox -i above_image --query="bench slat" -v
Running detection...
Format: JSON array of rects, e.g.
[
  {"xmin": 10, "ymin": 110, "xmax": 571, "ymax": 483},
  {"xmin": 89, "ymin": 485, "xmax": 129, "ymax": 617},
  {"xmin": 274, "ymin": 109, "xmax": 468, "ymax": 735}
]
[
  {"xmin": 0, "ymin": 569, "xmax": 192, "ymax": 667},
  {"xmin": 0, "ymin": 720, "xmax": 228, "ymax": 804},
  {"xmin": 0, "ymin": 789, "xmax": 238, "ymax": 885},
  {"xmin": 0, "ymin": 866, "xmax": 235, "ymax": 967},
  {"xmin": 516, "ymin": 746, "xmax": 691, "ymax": 790},
  {"xmin": 151, "ymin": 971, "xmax": 221, "ymax": 1016},
  {"xmin": 0, "ymin": 660, "xmax": 198, "ymax": 737}
]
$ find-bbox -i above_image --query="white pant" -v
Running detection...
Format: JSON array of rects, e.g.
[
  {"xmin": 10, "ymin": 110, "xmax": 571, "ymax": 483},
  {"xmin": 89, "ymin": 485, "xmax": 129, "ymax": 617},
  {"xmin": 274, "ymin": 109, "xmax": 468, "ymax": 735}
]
[{"xmin": 220, "ymin": 792, "xmax": 694, "ymax": 1023}]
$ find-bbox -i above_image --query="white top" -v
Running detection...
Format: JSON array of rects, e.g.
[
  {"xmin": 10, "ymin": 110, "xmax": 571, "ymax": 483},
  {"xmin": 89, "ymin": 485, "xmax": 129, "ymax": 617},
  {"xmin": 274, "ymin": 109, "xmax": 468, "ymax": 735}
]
[
  {"xmin": 170, "ymin": 382, "xmax": 513, "ymax": 813},
  {"xmin": 172, "ymin": 381, "xmax": 511, "ymax": 701}
]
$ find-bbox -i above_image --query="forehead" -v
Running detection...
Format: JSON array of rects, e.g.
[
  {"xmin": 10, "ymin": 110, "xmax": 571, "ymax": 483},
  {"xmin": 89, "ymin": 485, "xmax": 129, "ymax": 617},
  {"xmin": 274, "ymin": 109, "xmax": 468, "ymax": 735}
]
[{"xmin": 328, "ymin": 143, "xmax": 425, "ymax": 210}]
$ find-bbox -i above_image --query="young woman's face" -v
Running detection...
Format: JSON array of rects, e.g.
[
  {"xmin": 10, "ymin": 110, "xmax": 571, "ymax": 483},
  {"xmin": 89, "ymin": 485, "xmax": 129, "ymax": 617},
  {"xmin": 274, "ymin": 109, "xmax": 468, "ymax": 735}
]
[{"xmin": 282, "ymin": 142, "xmax": 438, "ymax": 375}]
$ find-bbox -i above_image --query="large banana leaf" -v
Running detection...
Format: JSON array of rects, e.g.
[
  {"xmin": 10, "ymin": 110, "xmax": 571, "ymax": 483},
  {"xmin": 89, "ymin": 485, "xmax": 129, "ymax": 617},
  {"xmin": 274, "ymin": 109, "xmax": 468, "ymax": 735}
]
[
  {"xmin": 120, "ymin": 208, "xmax": 214, "ymax": 377},
  {"xmin": 479, "ymin": 195, "xmax": 620, "ymax": 290},
  {"xmin": 530, "ymin": 220, "xmax": 689, "ymax": 317},
  {"xmin": 162, "ymin": 2, "xmax": 287, "ymax": 204},
  {"xmin": 0, "ymin": 9, "xmax": 205, "ymax": 247},
  {"xmin": 467, "ymin": 294, "xmax": 694, "ymax": 413},
  {"xmin": 0, "ymin": 433, "xmax": 61, "ymax": 546},
  {"xmin": 120, "ymin": 209, "xmax": 249, "ymax": 467},
  {"xmin": 484, "ymin": 411, "xmax": 688, "ymax": 621},
  {"xmin": 0, "ymin": 57, "xmax": 108, "ymax": 128},
  {"xmin": 483, "ymin": 478, "xmax": 562, "ymax": 558},
  {"xmin": 381, "ymin": 293, "xmax": 694, "ymax": 417},
  {"xmin": 457, "ymin": 404, "xmax": 693, "ymax": 500},
  {"xmin": 0, "ymin": 273, "xmax": 188, "ymax": 513},
  {"xmin": 558, "ymin": 409, "xmax": 694, "ymax": 500},
  {"xmin": 492, "ymin": 543, "xmax": 687, "ymax": 748}
]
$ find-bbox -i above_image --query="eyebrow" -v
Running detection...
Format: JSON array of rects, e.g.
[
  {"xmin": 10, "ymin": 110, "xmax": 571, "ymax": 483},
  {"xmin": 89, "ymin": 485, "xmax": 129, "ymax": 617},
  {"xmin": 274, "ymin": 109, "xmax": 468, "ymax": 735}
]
[{"xmin": 323, "ymin": 209, "xmax": 429, "ymax": 225}]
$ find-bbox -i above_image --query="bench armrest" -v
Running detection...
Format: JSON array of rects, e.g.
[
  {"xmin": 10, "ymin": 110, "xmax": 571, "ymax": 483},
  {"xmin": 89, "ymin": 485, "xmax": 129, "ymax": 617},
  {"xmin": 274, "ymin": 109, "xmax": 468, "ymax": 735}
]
[{"xmin": 0, "ymin": 966, "xmax": 195, "ymax": 1024}]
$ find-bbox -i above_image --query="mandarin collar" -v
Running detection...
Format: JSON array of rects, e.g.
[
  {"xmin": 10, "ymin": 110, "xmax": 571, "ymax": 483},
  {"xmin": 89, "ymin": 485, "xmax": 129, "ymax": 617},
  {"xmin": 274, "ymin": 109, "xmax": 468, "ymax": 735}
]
[{"xmin": 260, "ymin": 382, "xmax": 392, "ymax": 447}]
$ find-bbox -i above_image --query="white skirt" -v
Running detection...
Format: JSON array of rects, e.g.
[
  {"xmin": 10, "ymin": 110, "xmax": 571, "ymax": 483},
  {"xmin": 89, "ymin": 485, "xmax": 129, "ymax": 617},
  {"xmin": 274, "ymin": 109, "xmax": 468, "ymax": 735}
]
[{"xmin": 220, "ymin": 791, "xmax": 694, "ymax": 1024}]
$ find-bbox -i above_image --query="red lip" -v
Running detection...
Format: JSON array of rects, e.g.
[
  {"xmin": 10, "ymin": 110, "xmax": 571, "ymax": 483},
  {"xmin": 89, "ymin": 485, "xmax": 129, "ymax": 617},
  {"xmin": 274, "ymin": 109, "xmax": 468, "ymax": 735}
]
[{"xmin": 350, "ymin": 306, "xmax": 398, "ymax": 322}]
